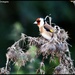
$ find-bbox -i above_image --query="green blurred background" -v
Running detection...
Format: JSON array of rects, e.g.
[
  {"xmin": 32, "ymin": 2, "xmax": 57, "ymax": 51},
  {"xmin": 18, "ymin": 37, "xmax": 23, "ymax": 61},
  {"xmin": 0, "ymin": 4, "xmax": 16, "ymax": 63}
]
[{"xmin": 0, "ymin": 1, "xmax": 75, "ymax": 74}]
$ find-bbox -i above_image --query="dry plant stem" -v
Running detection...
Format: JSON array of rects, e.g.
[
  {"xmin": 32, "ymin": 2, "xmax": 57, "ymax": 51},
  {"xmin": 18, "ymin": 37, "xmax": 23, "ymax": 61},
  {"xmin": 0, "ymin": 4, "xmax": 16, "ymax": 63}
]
[
  {"xmin": 5, "ymin": 32, "xmax": 74, "ymax": 74},
  {"xmin": 0, "ymin": 15, "xmax": 75, "ymax": 74}
]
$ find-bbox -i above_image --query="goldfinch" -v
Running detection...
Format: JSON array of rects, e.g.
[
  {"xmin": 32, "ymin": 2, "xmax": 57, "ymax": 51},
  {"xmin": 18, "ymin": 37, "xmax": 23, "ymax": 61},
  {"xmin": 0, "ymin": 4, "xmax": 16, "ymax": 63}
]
[{"xmin": 34, "ymin": 18, "xmax": 54, "ymax": 40}]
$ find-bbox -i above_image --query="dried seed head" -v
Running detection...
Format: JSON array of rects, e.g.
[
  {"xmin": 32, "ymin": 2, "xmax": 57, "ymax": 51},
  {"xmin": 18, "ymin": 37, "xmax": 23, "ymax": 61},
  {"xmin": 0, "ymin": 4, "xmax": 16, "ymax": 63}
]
[{"xmin": 56, "ymin": 42, "xmax": 68, "ymax": 51}]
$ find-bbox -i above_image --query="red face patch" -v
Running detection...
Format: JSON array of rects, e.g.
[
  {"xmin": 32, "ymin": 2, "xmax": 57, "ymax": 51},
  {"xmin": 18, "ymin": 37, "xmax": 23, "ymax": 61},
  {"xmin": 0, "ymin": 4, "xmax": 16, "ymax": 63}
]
[{"xmin": 36, "ymin": 18, "xmax": 40, "ymax": 25}]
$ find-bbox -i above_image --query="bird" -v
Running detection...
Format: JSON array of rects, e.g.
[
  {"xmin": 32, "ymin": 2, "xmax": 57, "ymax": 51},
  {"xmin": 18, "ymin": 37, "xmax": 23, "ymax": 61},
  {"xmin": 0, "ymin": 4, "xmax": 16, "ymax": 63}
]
[{"xmin": 33, "ymin": 18, "xmax": 55, "ymax": 41}]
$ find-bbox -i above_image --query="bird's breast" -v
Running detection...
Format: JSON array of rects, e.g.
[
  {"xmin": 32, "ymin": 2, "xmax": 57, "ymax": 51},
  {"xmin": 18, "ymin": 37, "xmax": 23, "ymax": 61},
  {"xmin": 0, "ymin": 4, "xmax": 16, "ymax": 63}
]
[
  {"xmin": 41, "ymin": 33, "xmax": 51, "ymax": 40},
  {"xmin": 39, "ymin": 26, "xmax": 52, "ymax": 40}
]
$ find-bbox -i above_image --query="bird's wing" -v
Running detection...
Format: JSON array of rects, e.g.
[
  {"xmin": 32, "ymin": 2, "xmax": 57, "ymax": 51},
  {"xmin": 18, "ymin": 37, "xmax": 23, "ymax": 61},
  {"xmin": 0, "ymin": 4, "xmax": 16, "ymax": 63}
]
[{"xmin": 44, "ymin": 22, "xmax": 54, "ymax": 32}]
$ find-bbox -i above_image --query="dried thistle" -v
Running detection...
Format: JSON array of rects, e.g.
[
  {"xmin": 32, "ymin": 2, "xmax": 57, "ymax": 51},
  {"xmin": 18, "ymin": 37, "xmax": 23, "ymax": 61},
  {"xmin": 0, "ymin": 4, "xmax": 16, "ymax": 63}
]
[{"xmin": 0, "ymin": 15, "xmax": 75, "ymax": 74}]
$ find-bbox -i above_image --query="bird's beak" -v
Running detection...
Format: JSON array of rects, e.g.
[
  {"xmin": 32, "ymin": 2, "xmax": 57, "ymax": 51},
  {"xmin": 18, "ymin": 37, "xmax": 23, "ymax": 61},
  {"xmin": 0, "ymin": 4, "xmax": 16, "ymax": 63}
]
[{"xmin": 33, "ymin": 21, "xmax": 37, "ymax": 24}]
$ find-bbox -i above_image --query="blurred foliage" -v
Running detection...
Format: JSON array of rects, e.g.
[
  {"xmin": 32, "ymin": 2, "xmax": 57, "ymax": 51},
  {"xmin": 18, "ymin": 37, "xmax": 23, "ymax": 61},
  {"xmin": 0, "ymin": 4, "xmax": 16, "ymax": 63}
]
[
  {"xmin": 0, "ymin": 1, "xmax": 75, "ymax": 74},
  {"xmin": 28, "ymin": 45, "xmax": 37, "ymax": 58},
  {"xmin": 8, "ymin": 22, "xmax": 24, "ymax": 41}
]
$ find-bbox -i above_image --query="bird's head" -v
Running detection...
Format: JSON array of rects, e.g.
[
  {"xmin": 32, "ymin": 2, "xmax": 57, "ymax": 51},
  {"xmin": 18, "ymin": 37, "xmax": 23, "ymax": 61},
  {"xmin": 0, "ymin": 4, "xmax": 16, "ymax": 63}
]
[{"xmin": 34, "ymin": 18, "xmax": 45, "ymax": 27}]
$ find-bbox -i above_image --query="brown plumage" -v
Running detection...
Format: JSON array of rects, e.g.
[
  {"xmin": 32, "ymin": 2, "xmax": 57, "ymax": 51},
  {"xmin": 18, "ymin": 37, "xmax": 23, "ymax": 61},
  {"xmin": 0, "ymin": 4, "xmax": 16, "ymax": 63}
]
[
  {"xmin": 44, "ymin": 21, "xmax": 55, "ymax": 32},
  {"xmin": 34, "ymin": 18, "xmax": 54, "ymax": 40}
]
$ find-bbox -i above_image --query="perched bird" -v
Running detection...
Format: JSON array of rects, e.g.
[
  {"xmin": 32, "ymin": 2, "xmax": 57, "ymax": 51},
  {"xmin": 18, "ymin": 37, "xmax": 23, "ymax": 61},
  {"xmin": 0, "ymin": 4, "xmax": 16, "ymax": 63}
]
[{"xmin": 33, "ymin": 18, "xmax": 54, "ymax": 40}]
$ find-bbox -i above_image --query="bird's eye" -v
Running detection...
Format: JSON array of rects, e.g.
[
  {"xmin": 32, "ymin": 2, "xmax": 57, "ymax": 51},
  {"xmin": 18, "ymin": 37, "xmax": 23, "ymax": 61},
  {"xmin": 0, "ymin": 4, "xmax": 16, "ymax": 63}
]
[{"xmin": 37, "ymin": 20, "xmax": 40, "ymax": 23}]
